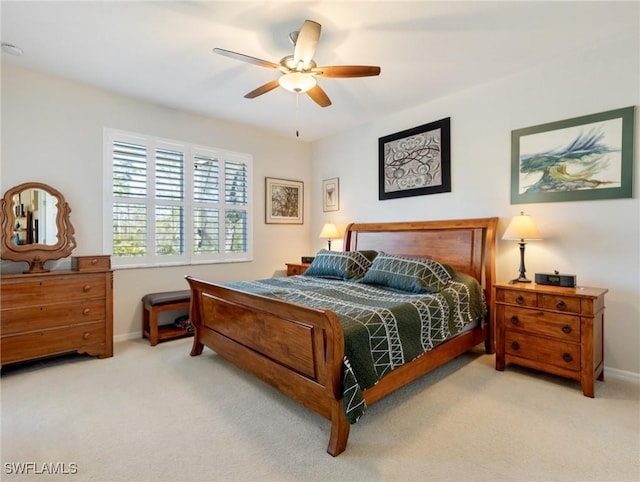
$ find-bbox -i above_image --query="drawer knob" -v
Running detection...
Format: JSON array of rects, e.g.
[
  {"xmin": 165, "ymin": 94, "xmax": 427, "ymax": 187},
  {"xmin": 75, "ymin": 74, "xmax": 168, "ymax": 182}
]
[
  {"xmin": 515, "ymin": 295, "xmax": 525, "ymax": 305},
  {"xmin": 562, "ymin": 352, "xmax": 573, "ymax": 363},
  {"xmin": 561, "ymin": 324, "xmax": 572, "ymax": 334},
  {"xmin": 511, "ymin": 341, "xmax": 520, "ymax": 351},
  {"xmin": 83, "ymin": 284, "xmax": 92, "ymax": 292},
  {"xmin": 91, "ymin": 258, "xmax": 98, "ymax": 265},
  {"xmin": 83, "ymin": 308, "xmax": 91, "ymax": 315},
  {"xmin": 83, "ymin": 332, "xmax": 91, "ymax": 340},
  {"xmin": 556, "ymin": 300, "xmax": 567, "ymax": 310},
  {"xmin": 510, "ymin": 315, "xmax": 519, "ymax": 325}
]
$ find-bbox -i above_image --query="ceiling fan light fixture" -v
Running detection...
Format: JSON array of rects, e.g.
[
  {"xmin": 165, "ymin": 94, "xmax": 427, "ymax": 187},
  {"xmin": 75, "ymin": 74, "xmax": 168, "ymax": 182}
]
[{"xmin": 278, "ymin": 72, "xmax": 317, "ymax": 93}]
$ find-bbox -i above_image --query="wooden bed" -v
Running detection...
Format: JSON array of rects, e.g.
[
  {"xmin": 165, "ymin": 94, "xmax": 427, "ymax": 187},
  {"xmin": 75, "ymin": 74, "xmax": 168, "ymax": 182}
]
[{"xmin": 186, "ymin": 217, "xmax": 498, "ymax": 456}]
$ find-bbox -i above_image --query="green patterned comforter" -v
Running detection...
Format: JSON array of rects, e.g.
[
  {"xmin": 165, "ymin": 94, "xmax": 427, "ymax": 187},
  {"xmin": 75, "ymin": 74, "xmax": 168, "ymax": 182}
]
[{"xmin": 224, "ymin": 271, "xmax": 485, "ymax": 423}]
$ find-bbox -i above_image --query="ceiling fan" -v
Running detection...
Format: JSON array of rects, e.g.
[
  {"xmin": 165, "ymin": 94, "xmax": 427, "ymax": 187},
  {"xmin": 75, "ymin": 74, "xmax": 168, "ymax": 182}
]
[{"xmin": 213, "ymin": 20, "xmax": 381, "ymax": 108}]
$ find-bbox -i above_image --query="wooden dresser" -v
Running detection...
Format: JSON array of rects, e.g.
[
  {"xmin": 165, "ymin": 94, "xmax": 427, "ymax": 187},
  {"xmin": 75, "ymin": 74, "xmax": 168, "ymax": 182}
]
[
  {"xmin": 1, "ymin": 260, "xmax": 113, "ymax": 366},
  {"xmin": 494, "ymin": 282, "xmax": 607, "ymax": 397}
]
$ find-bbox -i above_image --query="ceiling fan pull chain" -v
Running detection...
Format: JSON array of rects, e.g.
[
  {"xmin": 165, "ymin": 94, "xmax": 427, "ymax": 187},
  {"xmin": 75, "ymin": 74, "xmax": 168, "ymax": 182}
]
[{"xmin": 295, "ymin": 92, "xmax": 300, "ymax": 137}]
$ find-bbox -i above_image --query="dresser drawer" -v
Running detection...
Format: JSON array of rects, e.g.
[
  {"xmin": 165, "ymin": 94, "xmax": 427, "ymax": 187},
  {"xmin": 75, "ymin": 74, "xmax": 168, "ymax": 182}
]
[
  {"xmin": 496, "ymin": 289, "xmax": 537, "ymax": 307},
  {"xmin": 71, "ymin": 255, "xmax": 111, "ymax": 272},
  {"xmin": 505, "ymin": 331, "xmax": 580, "ymax": 372},
  {"xmin": 1, "ymin": 298, "xmax": 106, "ymax": 335},
  {"xmin": 0, "ymin": 321, "xmax": 106, "ymax": 365},
  {"xmin": 1, "ymin": 273, "xmax": 106, "ymax": 307},
  {"xmin": 503, "ymin": 306, "xmax": 580, "ymax": 342}
]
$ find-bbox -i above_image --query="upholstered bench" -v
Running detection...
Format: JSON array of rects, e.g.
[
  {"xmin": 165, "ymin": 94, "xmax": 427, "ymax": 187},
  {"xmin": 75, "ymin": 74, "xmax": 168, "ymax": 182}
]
[{"xmin": 142, "ymin": 290, "xmax": 192, "ymax": 346}]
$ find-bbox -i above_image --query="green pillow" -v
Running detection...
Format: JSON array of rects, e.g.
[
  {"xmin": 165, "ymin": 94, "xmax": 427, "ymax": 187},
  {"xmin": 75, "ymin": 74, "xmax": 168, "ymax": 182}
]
[
  {"xmin": 359, "ymin": 252, "xmax": 453, "ymax": 293},
  {"xmin": 303, "ymin": 250, "xmax": 372, "ymax": 280}
]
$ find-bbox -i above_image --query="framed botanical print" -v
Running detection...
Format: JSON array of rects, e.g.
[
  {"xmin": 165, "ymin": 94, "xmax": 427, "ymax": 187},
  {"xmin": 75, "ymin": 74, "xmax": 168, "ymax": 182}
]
[
  {"xmin": 322, "ymin": 177, "xmax": 339, "ymax": 212},
  {"xmin": 265, "ymin": 177, "xmax": 303, "ymax": 224}
]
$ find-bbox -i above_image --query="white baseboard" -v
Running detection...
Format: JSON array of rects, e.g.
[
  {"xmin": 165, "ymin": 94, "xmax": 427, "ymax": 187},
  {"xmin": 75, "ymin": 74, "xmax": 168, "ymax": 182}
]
[
  {"xmin": 604, "ymin": 366, "xmax": 640, "ymax": 383},
  {"xmin": 114, "ymin": 332, "xmax": 143, "ymax": 343}
]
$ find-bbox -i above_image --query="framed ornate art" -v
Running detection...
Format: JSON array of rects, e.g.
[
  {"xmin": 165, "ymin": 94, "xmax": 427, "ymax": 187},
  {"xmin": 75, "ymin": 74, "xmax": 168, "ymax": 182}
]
[
  {"xmin": 322, "ymin": 177, "xmax": 339, "ymax": 212},
  {"xmin": 378, "ymin": 117, "xmax": 451, "ymax": 200},
  {"xmin": 511, "ymin": 106, "xmax": 635, "ymax": 204},
  {"xmin": 265, "ymin": 177, "xmax": 303, "ymax": 224}
]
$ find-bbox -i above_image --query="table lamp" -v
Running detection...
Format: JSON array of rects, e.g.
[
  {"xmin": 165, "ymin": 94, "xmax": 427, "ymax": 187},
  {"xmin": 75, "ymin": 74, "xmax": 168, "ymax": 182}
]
[
  {"xmin": 502, "ymin": 212, "xmax": 542, "ymax": 283},
  {"xmin": 319, "ymin": 223, "xmax": 340, "ymax": 250}
]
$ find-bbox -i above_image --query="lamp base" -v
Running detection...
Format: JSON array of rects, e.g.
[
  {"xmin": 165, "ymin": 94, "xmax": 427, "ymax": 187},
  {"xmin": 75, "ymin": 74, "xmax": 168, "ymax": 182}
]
[{"xmin": 509, "ymin": 276, "xmax": 532, "ymax": 284}]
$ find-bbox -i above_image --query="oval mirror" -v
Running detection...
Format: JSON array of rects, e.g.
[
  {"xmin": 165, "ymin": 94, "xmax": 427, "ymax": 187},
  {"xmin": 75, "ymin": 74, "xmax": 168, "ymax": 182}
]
[{"xmin": 1, "ymin": 182, "xmax": 77, "ymax": 273}]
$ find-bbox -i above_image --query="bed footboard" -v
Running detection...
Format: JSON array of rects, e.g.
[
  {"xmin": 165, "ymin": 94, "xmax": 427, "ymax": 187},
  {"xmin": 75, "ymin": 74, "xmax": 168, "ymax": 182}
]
[{"xmin": 186, "ymin": 276, "xmax": 350, "ymax": 456}]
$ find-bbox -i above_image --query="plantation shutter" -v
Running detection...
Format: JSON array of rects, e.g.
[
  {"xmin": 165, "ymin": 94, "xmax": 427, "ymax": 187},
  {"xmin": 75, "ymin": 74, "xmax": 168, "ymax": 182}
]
[
  {"xmin": 112, "ymin": 141, "xmax": 147, "ymax": 257},
  {"xmin": 105, "ymin": 128, "xmax": 252, "ymax": 267},
  {"xmin": 224, "ymin": 159, "xmax": 248, "ymax": 253},
  {"xmin": 193, "ymin": 154, "xmax": 219, "ymax": 254},
  {"xmin": 155, "ymin": 147, "xmax": 184, "ymax": 256}
]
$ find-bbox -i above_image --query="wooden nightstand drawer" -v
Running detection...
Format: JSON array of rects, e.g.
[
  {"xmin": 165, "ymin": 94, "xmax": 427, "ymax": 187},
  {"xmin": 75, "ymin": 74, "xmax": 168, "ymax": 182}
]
[
  {"xmin": 504, "ymin": 306, "xmax": 580, "ymax": 342},
  {"xmin": 496, "ymin": 289, "xmax": 538, "ymax": 307},
  {"xmin": 506, "ymin": 331, "xmax": 580, "ymax": 371},
  {"xmin": 539, "ymin": 294, "xmax": 580, "ymax": 314},
  {"xmin": 286, "ymin": 263, "xmax": 310, "ymax": 276}
]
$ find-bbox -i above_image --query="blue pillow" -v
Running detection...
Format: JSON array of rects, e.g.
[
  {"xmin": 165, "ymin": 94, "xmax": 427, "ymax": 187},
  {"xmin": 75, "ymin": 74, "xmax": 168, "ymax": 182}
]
[
  {"xmin": 303, "ymin": 250, "xmax": 372, "ymax": 280},
  {"xmin": 359, "ymin": 252, "xmax": 453, "ymax": 293}
]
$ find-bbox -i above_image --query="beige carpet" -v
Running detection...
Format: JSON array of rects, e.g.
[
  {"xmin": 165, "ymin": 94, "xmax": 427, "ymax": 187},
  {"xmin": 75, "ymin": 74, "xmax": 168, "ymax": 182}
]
[{"xmin": 1, "ymin": 338, "xmax": 638, "ymax": 482}]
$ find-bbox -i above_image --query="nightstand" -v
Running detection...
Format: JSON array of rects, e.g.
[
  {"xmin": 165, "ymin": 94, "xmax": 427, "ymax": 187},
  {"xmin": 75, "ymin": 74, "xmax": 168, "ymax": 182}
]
[
  {"xmin": 494, "ymin": 282, "xmax": 607, "ymax": 397},
  {"xmin": 286, "ymin": 263, "xmax": 310, "ymax": 276}
]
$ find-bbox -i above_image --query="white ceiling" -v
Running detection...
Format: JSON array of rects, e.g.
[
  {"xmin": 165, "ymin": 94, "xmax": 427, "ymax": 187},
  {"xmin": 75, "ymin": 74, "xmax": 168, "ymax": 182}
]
[{"xmin": 1, "ymin": 1, "xmax": 637, "ymax": 141}]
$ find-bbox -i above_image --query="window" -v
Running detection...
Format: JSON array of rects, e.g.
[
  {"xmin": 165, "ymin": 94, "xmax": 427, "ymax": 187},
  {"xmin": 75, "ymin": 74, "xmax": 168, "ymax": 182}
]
[{"xmin": 103, "ymin": 129, "xmax": 252, "ymax": 268}]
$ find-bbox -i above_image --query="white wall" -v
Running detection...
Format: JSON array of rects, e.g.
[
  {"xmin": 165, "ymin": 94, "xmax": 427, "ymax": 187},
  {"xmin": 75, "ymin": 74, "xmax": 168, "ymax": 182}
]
[
  {"xmin": 1, "ymin": 65, "xmax": 312, "ymax": 338},
  {"xmin": 2, "ymin": 28, "xmax": 639, "ymax": 377},
  {"xmin": 311, "ymin": 32, "xmax": 640, "ymax": 376}
]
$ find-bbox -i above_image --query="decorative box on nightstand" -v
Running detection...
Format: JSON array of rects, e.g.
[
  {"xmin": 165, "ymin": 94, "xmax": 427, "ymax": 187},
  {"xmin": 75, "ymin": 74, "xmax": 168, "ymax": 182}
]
[{"xmin": 494, "ymin": 282, "xmax": 607, "ymax": 397}]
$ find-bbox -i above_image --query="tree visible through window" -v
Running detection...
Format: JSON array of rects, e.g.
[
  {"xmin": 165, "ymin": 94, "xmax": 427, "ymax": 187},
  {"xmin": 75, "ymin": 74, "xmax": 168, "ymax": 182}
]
[{"xmin": 104, "ymin": 129, "xmax": 252, "ymax": 267}]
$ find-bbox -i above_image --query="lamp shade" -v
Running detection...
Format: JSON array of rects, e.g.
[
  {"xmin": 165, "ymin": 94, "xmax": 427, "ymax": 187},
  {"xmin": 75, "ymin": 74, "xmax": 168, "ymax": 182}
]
[
  {"xmin": 278, "ymin": 72, "xmax": 317, "ymax": 93},
  {"xmin": 319, "ymin": 223, "xmax": 340, "ymax": 239},
  {"xmin": 502, "ymin": 212, "xmax": 542, "ymax": 241}
]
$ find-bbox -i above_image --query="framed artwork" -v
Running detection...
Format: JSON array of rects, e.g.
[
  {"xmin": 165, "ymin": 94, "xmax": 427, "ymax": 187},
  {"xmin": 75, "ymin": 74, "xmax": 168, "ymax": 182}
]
[
  {"xmin": 378, "ymin": 117, "xmax": 451, "ymax": 200},
  {"xmin": 265, "ymin": 177, "xmax": 303, "ymax": 224},
  {"xmin": 322, "ymin": 177, "xmax": 340, "ymax": 212},
  {"xmin": 511, "ymin": 106, "xmax": 635, "ymax": 204}
]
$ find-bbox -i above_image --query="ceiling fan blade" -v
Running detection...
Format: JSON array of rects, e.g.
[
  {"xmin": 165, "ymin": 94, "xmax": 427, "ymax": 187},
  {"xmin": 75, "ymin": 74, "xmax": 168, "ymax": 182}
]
[
  {"xmin": 213, "ymin": 48, "xmax": 283, "ymax": 70},
  {"xmin": 293, "ymin": 20, "xmax": 321, "ymax": 69},
  {"xmin": 306, "ymin": 84, "xmax": 331, "ymax": 108},
  {"xmin": 244, "ymin": 79, "xmax": 281, "ymax": 99},
  {"xmin": 312, "ymin": 65, "xmax": 381, "ymax": 78}
]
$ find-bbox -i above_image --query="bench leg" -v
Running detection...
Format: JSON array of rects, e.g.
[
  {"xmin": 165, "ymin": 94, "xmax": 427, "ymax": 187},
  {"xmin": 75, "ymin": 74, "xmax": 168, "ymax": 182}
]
[{"xmin": 142, "ymin": 305, "xmax": 159, "ymax": 346}]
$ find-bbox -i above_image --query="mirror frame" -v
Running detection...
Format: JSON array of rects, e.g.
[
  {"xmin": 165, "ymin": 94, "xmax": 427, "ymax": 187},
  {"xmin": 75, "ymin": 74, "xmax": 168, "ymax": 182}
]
[{"xmin": 1, "ymin": 182, "xmax": 77, "ymax": 273}]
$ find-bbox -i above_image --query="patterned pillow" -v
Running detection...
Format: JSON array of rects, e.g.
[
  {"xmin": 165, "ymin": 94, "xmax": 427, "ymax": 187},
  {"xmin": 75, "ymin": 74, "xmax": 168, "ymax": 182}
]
[
  {"xmin": 359, "ymin": 252, "xmax": 453, "ymax": 293},
  {"xmin": 303, "ymin": 250, "xmax": 372, "ymax": 280}
]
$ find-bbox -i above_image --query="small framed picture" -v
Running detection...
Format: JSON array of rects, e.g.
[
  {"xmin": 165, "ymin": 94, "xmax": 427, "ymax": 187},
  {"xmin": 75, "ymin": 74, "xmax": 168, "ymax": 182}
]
[
  {"xmin": 265, "ymin": 177, "xmax": 303, "ymax": 224},
  {"xmin": 322, "ymin": 177, "xmax": 339, "ymax": 212}
]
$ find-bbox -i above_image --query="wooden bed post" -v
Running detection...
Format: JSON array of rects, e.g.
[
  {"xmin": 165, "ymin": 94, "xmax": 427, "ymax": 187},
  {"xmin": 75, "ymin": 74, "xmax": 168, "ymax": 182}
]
[
  {"xmin": 188, "ymin": 282, "xmax": 204, "ymax": 356},
  {"xmin": 327, "ymin": 400, "xmax": 350, "ymax": 456}
]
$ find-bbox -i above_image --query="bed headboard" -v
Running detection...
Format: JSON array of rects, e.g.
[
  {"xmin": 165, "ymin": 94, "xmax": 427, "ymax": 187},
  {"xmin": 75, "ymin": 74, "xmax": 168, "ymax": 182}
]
[{"xmin": 344, "ymin": 217, "xmax": 498, "ymax": 296}]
